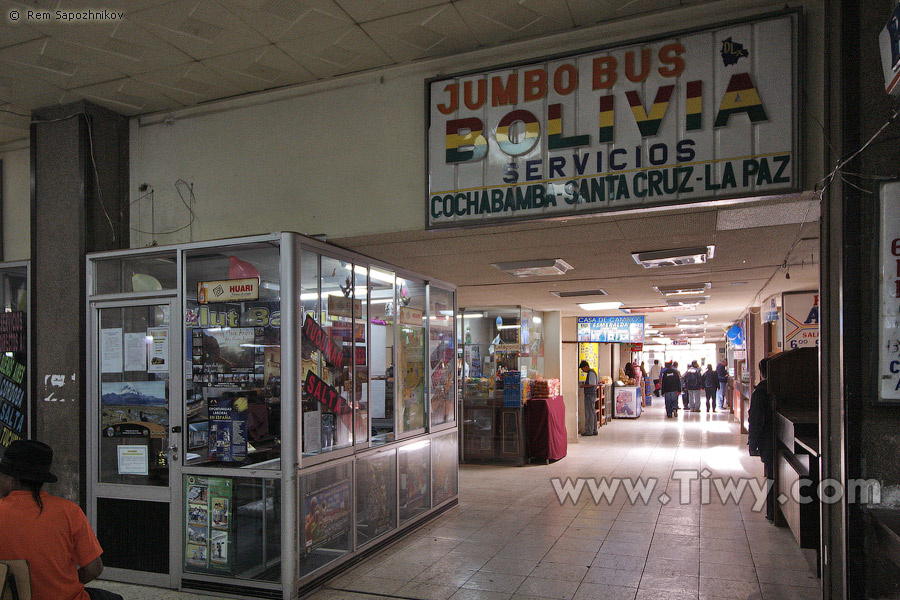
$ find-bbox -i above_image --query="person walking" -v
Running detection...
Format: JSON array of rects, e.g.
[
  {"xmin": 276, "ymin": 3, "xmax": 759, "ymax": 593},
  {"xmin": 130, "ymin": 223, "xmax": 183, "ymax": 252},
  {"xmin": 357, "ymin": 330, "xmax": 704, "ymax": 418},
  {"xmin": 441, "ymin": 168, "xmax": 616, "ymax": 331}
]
[
  {"xmin": 660, "ymin": 361, "xmax": 682, "ymax": 418},
  {"xmin": 702, "ymin": 364, "xmax": 718, "ymax": 411},
  {"xmin": 684, "ymin": 360, "xmax": 703, "ymax": 411},
  {"xmin": 650, "ymin": 360, "xmax": 662, "ymax": 397},
  {"xmin": 716, "ymin": 358, "xmax": 729, "ymax": 409},
  {"xmin": 748, "ymin": 357, "xmax": 775, "ymax": 521},
  {"xmin": 579, "ymin": 360, "xmax": 599, "ymax": 436},
  {"xmin": 0, "ymin": 439, "xmax": 124, "ymax": 600}
]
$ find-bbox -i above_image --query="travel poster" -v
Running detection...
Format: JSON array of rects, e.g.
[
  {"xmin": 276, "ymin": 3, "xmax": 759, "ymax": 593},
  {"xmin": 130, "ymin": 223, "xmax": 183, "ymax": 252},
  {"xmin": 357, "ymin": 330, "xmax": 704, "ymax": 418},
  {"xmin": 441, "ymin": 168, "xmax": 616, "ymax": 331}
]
[
  {"xmin": 100, "ymin": 380, "xmax": 167, "ymax": 438},
  {"xmin": 193, "ymin": 327, "xmax": 256, "ymax": 376},
  {"xmin": 184, "ymin": 476, "xmax": 233, "ymax": 574},
  {"xmin": 303, "ymin": 478, "xmax": 351, "ymax": 551},
  {"xmin": 208, "ymin": 395, "xmax": 248, "ymax": 462}
]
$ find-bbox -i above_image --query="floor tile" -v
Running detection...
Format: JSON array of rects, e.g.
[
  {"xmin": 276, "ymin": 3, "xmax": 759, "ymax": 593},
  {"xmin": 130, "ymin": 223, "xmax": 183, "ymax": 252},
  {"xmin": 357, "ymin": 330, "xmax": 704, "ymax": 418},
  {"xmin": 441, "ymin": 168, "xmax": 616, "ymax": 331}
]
[
  {"xmin": 462, "ymin": 573, "xmax": 528, "ymax": 593},
  {"xmin": 638, "ymin": 572, "xmax": 700, "ymax": 593},
  {"xmin": 757, "ymin": 583, "xmax": 822, "ymax": 600},
  {"xmin": 541, "ymin": 548, "xmax": 597, "ymax": 566},
  {"xmin": 397, "ymin": 581, "xmax": 462, "ymax": 600},
  {"xmin": 583, "ymin": 567, "xmax": 642, "ymax": 587},
  {"xmin": 699, "ymin": 577, "xmax": 762, "ymax": 599},
  {"xmin": 529, "ymin": 562, "xmax": 589, "ymax": 581},
  {"xmin": 448, "ymin": 590, "xmax": 512, "ymax": 600}
]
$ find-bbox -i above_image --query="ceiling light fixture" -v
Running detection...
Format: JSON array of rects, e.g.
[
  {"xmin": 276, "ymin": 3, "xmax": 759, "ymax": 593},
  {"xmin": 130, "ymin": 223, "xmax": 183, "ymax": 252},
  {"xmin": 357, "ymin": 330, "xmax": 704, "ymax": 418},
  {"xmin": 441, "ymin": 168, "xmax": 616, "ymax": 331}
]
[
  {"xmin": 620, "ymin": 305, "xmax": 697, "ymax": 314},
  {"xmin": 577, "ymin": 301, "xmax": 624, "ymax": 311},
  {"xmin": 675, "ymin": 315, "xmax": 708, "ymax": 323},
  {"xmin": 666, "ymin": 296, "xmax": 709, "ymax": 307},
  {"xmin": 492, "ymin": 259, "xmax": 573, "ymax": 277},
  {"xmin": 632, "ymin": 245, "xmax": 715, "ymax": 268},
  {"xmin": 652, "ymin": 282, "xmax": 711, "ymax": 296},
  {"xmin": 550, "ymin": 289, "xmax": 607, "ymax": 298}
]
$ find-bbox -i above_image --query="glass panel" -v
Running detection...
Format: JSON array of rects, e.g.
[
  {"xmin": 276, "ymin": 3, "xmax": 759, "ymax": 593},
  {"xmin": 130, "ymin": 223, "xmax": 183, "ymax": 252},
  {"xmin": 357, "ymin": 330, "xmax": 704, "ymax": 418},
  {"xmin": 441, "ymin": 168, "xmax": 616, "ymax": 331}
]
[
  {"xmin": 429, "ymin": 286, "xmax": 455, "ymax": 427},
  {"xmin": 369, "ymin": 267, "xmax": 395, "ymax": 445},
  {"xmin": 94, "ymin": 252, "xmax": 177, "ymax": 295},
  {"xmin": 0, "ymin": 265, "xmax": 28, "ymax": 452},
  {"xmin": 301, "ymin": 253, "xmax": 355, "ymax": 456},
  {"xmin": 398, "ymin": 439, "xmax": 430, "ymax": 523},
  {"xmin": 184, "ymin": 243, "xmax": 281, "ymax": 469},
  {"xmin": 354, "ymin": 265, "xmax": 369, "ymax": 445},
  {"xmin": 432, "ymin": 432, "xmax": 458, "ymax": 505},
  {"xmin": 519, "ymin": 308, "xmax": 545, "ymax": 377},
  {"xmin": 299, "ymin": 461, "xmax": 352, "ymax": 577},
  {"xmin": 356, "ymin": 450, "xmax": 397, "ymax": 546},
  {"xmin": 397, "ymin": 277, "xmax": 426, "ymax": 434},
  {"xmin": 184, "ymin": 475, "xmax": 281, "ymax": 582},
  {"xmin": 98, "ymin": 304, "xmax": 170, "ymax": 486}
]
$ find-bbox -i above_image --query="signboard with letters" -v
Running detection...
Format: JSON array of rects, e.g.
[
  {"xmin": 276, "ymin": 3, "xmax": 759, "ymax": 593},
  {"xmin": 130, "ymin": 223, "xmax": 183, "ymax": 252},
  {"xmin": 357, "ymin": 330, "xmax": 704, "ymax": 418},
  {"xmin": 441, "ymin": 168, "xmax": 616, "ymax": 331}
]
[
  {"xmin": 577, "ymin": 316, "xmax": 645, "ymax": 343},
  {"xmin": 782, "ymin": 291, "xmax": 819, "ymax": 350},
  {"xmin": 427, "ymin": 14, "xmax": 798, "ymax": 228},
  {"xmin": 198, "ymin": 278, "xmax": 259, "ymax": 304},
  {"xmin": 879, "ymin": 181, "xmax": 900, "ymax": 402}
]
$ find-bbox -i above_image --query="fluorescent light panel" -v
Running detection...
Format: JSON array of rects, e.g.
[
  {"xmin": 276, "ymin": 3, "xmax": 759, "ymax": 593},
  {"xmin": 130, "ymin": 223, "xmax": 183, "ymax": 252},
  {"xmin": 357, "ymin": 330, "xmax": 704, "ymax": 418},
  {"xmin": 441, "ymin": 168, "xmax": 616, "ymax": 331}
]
[
  {"xmin": 492, "ymin": 258, "xmax": 573, "ymax": 277},
  {"xmin": 632, "ymin": 245, "xmax": 715, "ymax": 268},
  {"xmin": 578, "ymin": 301, "xmax": 624, "ymax": 311},
  {"xmin": 550, "ymin": 289, "xmax": 606, "ymax": 298},
  {"xmin": 653, "ymin": 282, "xmax": 711, "ymax": 296}
]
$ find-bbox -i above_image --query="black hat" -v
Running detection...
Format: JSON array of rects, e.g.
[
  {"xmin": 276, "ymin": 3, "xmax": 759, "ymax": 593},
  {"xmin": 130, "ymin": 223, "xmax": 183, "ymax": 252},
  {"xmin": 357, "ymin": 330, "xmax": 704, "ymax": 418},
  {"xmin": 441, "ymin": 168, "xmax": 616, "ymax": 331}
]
[{"xmin": 0, "ymin": 440, "xmax": 58, "ymax": 483}]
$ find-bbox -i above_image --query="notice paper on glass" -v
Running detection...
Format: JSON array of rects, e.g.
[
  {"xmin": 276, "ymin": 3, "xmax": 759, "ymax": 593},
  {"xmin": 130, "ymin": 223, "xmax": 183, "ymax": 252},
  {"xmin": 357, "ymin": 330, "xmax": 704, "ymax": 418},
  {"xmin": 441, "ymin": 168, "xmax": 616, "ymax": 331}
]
[
  {"xmin": 147, "ymin": 327, "xmax": 169, "ymax": 373},
  {"xmin": 117, "ymin": 445, "xmax": 149, "ymax": 475},
  {"xmin": 124, "ymin": 332, "xmax": 147, "ymax": 372},
  {"xmin": 101, "ymin": 328, "xmax": 123, "ymax": 373}
]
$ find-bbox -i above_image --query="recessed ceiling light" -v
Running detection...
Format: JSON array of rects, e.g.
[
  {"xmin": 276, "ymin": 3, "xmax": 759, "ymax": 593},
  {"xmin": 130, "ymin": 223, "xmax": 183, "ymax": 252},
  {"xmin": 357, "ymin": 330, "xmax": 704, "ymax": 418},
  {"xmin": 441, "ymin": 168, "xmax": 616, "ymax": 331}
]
[
  {"xmin": 620, "ymin": 305, "xmax": 697, "ymax": 314},
  {"xmin": 551, "ymin": 289, "xmax": 607, "ymax": 298},
  {"xmin": 729, "ymin": 281, "xmax": 749, "ymax": 286},
  {"xmin": 666, "ymin": 296, "xmax": 709, "ymax": 307},
  {"xmin": 492, "ymin": 259, "xmax": 573, "ymax": 277},
  {"xmin": 577, "ymin": 301, "xmax": 624, "ymax": 311},
  {"xmin": 653, "ymin": 283, "xmax": 711, "ymax": 296},
  {"xmin": 676, "ymin": 315, "xmax": 708, "ymax": 323},
  {"xmin": 632, "ymin": 246, "xmax": 715, "ymax": 268}
]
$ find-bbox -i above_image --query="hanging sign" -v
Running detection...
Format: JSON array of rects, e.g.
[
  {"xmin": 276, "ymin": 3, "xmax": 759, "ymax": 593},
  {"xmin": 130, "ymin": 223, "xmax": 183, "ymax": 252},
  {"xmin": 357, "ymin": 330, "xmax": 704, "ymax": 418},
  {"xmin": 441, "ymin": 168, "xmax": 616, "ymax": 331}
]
[
  {"xmin": 762, "ymin": 295, "xmax": 779, "ymax": 323},
  {"xmin": 303, "ymin": 371, "xmax": 352, "ymax": 428},
  {"xmin": 302, "ymin": 316, "xmax": 344, "ymax": 368},
  {"xmin": 399, "ymin": 307, "xmax": 424, "ymax": 327},
  {"xmin": 577, "ymin": 316, "xmax": 645, "ymax": 342},
  {"xmin": 197, "ymin": 278, "xmax": 259, "ymax": 304},
  {"xmin": 427, "ymin": 14, "xmax": 798, "ymax": 228},
  {"xmin": 879, "ymin": 181, "xmax": 900, "ymax": 402}
]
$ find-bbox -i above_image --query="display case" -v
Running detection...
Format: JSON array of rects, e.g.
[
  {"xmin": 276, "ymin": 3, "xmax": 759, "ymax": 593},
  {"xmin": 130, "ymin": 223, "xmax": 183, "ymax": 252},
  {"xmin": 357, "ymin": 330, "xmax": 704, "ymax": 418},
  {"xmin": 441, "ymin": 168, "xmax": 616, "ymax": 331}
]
[
  {"xmin": 86, "ymin": 234, "xmax": 458, "ymax": 599},
  {"xmin": 0, "ymin": 262, "xmax": 29, "ymax": 453},
  {"xmin": 458, "ymin": 306, "xmax": 544, "ymax": 464}
]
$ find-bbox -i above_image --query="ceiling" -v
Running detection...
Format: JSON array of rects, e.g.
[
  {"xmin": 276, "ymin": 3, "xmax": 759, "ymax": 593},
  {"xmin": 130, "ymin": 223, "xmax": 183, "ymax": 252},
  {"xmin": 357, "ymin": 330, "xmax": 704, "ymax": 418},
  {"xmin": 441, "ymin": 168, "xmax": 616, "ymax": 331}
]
[
  {"xmin": 0, "ymin": 0, "xmax": 821, "ymax": 342},
  {"xmin": 0, "ymin": 0, "xmax": 683, "ymax": 145},
  {"xmin": 333, "ymin": 195, "xmax": 821, "ymax": 342}
]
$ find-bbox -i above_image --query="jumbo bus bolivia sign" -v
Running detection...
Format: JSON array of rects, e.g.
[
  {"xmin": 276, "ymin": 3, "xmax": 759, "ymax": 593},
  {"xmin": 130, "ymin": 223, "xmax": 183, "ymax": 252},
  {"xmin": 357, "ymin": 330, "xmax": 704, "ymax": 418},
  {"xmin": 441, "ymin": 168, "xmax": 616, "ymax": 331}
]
[{"xmin": 427, "ymin": 14, "xmax": 798, "ymax": 228}]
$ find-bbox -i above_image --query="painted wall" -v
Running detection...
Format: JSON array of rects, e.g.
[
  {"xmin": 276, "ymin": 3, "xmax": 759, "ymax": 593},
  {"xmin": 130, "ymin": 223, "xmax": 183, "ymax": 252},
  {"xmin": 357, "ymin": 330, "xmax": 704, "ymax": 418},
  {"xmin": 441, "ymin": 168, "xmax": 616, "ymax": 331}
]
[
  {"xmin": 127, "ymin": 0, "xmax": 823, "ymax": 247},
  {"xmin": 1, "ymin": 147, "xmax": 30, "ymax": 261}
]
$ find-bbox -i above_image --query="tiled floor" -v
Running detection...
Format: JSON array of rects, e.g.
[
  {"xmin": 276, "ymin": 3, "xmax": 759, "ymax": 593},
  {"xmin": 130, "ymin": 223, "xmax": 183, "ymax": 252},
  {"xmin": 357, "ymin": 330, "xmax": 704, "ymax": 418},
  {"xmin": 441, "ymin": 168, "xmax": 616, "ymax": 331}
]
[{"xmin": 99, "ymin": 401, "xmax": 820, "ymax": 600}]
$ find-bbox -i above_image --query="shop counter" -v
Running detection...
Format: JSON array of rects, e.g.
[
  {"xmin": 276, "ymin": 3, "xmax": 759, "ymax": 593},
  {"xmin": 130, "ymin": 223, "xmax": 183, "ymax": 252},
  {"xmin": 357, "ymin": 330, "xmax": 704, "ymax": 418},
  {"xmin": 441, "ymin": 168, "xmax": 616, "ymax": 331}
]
[{"xmin": 525, "ymin": 396, "xmax": 567, "ymax": 462}]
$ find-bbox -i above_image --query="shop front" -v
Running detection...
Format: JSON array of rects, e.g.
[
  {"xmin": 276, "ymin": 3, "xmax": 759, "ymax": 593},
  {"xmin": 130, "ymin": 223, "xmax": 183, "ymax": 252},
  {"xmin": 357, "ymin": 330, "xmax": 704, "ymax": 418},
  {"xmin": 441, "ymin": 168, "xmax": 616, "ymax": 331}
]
[
  {"xmin": 85, "ymin": 233, "xmax": 458, "ymax": 599},
  {"xmin": 0, "ymin": 261, "xmax": 29, "ymax": 453}
]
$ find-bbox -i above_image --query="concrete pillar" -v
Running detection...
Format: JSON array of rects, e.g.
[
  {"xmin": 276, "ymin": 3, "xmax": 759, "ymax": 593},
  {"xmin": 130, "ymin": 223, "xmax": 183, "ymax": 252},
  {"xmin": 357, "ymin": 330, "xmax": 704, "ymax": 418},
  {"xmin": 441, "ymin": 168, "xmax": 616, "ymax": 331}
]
[{"xmin": 30, "ymin": 101, "xmax": 129, "ymax": 503}]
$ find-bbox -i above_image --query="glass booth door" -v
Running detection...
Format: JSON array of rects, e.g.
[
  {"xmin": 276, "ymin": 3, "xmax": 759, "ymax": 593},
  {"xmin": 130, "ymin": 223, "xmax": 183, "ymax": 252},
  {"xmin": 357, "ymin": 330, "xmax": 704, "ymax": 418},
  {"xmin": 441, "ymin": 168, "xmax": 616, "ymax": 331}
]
[{"xmin": 88, "ymin": 298, "xmax": 183, "ymax": 587}]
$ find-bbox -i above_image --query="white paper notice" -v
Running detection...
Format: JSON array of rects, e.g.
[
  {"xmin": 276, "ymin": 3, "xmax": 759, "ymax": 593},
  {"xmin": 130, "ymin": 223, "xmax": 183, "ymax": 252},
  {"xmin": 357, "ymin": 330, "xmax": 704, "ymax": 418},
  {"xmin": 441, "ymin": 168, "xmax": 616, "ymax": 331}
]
[
  {"xmin": 117, "ymin": 445, "xmax": 149, "ymax": 475},
  {"xmin": 124, "ymin": 333, "xmax": 147, "ymax": 372},
  {"xmin": 147, "ymin": 327, "xmax": 169, "ymax": 373},
  {"xmin": 101, "ymin": 328, "xmax": 123, "ymax": 373}
]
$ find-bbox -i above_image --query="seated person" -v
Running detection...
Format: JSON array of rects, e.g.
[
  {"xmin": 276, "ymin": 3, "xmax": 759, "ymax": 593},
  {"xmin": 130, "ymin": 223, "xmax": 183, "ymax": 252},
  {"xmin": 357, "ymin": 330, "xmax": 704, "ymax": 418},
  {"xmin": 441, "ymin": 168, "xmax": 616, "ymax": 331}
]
[{"xmin": 0, "ymin": 439, "xmax": 123, "ymax": 600}]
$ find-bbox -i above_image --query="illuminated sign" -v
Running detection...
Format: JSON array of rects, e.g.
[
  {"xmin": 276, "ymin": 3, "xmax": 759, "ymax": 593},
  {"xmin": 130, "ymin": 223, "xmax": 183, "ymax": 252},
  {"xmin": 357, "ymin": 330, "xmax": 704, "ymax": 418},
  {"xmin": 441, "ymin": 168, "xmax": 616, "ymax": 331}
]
[{"xmin": 577, "ymin": 316, "xmax": 645, "ymax": 343}]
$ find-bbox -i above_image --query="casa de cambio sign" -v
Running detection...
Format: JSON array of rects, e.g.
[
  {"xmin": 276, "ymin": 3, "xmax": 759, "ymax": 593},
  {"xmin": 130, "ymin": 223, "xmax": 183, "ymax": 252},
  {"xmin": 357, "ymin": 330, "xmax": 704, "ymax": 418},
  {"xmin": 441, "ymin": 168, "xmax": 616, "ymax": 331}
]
[{"xmin": 426, "ymin": 14, "xmax": 798, "ymax": 228}]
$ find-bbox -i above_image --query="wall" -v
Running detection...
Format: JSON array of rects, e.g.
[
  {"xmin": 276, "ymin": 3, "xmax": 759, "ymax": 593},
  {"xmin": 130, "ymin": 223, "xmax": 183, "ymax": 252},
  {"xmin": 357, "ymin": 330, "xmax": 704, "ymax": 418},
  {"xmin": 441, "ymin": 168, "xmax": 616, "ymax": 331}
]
[
  {"xmin": 1, "ymin": 146, "xmax": 30, "ymax": 261},
  {"xmin": 127, "ymin": 0, "xmax": 823, "ymax": 247}
]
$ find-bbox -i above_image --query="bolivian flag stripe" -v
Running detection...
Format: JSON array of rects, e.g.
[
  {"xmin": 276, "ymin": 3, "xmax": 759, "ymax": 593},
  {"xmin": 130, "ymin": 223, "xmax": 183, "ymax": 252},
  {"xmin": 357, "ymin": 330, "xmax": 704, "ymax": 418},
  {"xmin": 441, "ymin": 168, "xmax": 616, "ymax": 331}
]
[
  {"xmin": 626, "ymin": 85, "xmax": 674, "ymax": 137},
  {"xmin": 598, "ymin": 95, "xmax": 614, "ymax": 143},
  {"xmin": 714, "ymin": 73, "xmax": 767, "ymax": 127}
]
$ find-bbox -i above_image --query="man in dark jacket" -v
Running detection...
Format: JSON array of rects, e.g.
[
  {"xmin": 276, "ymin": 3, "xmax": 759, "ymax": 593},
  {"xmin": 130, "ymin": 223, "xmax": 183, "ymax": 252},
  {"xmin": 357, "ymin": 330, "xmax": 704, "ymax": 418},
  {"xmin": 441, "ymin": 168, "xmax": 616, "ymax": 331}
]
[
  {"xmin": 683, "ymin": 361, "xmax": 702, "ymax": 411},
  {"xmin": 748, "ymin": 357, "xmax": 775, "ymax": 521},
  {"xmin": 715, "ymin": 359, "xmax": 728, "ymax": 409},
  {"xmin": 702, "ymin": 365, "xmax": 718, "ymax": 412},
  {"xmin": 660, "ymin": 362, "xmax": 682, "ymax": 418}
]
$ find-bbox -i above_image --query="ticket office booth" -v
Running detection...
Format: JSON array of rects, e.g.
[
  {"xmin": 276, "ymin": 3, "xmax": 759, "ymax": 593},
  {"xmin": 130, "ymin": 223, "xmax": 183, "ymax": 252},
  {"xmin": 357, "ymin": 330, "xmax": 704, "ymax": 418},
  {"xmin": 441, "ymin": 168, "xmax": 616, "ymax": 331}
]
[{"xmin": 86, "ymin": 233, "xmax": 459, "ymax": 599}]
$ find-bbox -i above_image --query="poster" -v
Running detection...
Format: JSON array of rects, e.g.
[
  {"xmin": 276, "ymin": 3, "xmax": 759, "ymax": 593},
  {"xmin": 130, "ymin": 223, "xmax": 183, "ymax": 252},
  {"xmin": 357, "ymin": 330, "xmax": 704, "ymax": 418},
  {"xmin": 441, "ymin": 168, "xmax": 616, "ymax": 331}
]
[
  {"xmin": 578, "ymin": 343, "xmax": 599, "ymax": 382},
  {"xmin": 101, "ymin": 328, "xmax": 123, "ymax": 373},
  {"xmin": 782, "ymin": 291, "xmax": 819, "ymax": 349},
  {"xmin": 124, "ymin": 333, "xmax": 147, "ymax": 372},
  {"xmin": 100, "ymin": 380, "xmax": 168, "ymax": 437},
  {"xmin": 577, "ymin": 316, "xmax": 645, "ymax": 343},
  {"xmin": 0, "ymin": 311, "xmax": 26, "ymax": 353},
  {"xmin": 184, "ymin": 475, "xmax": 233, "ymax": 574},
  {"xmin": 208, "ymin": 395, "xmax": 248, "ymax": 462},
  {"xmin": 147, "ymin": 327, "xmax": 169, "ymax": 373},
  {"xmin": 880, "ymin": 181, "xmax": 900, "ymax": 401},
  {"xmin": 0, "ymin": 355, "xmax": 26, "ymax": 449},
  {"xmin": 614, "ymin": 386, "xmax": 640, "ymax": 418},
  {"xmin": 192, "ymin": 327, "xmax": 257, "ymax": 384},
  {"xmin": 303, "ymin": 478, "xmax": 352, "ymax": 551}
]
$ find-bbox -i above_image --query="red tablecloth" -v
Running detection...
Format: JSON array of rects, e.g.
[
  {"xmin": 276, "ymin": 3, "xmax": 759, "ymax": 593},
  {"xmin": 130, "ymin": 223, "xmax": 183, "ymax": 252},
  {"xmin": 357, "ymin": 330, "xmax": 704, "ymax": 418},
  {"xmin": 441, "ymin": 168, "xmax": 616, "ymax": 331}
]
[{"xmin": 525, "ymin": 395, "xmax": 567, "ymax": 461}]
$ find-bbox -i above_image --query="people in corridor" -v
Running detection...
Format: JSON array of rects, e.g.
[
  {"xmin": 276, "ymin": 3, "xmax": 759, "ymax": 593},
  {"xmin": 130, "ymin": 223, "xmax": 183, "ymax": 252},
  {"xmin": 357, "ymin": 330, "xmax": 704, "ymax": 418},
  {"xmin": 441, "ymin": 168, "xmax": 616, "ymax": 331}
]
[
  {"xmin": 579, "ymin": 360, "xmax": 599, "ymax": 436},
  {"xmin": 748, "ymin": 357, "xmax": 775, "ymax": 521},
  {"xmin": 650, "ymin": 359, "xmax": 662, "ymax": 397},
  {"xmin": 684, "ymin": 360, "xmax": 703, "ymax": 411},
  {"xmin": 703, "ymin": 364, "xmax": 718, "ymax": 411},
  {"xmin": 0, "ymin": 440, "xmax": 124, "ymax": 600},
  {"xmin": 660, "ymin": 361, "xmax": 682, "ymax": 418},
  {"xmin": 716, "ymin": 358, "xmax": 729, "ymax": 409}
]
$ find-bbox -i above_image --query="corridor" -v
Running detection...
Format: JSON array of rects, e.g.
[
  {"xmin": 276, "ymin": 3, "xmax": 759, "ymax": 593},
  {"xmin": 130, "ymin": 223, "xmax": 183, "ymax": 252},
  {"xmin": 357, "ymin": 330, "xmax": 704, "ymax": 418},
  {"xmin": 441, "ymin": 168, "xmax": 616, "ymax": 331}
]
[{"xmin": 102, "ymin": 401, "xmax": 819, "ymax": 600}]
